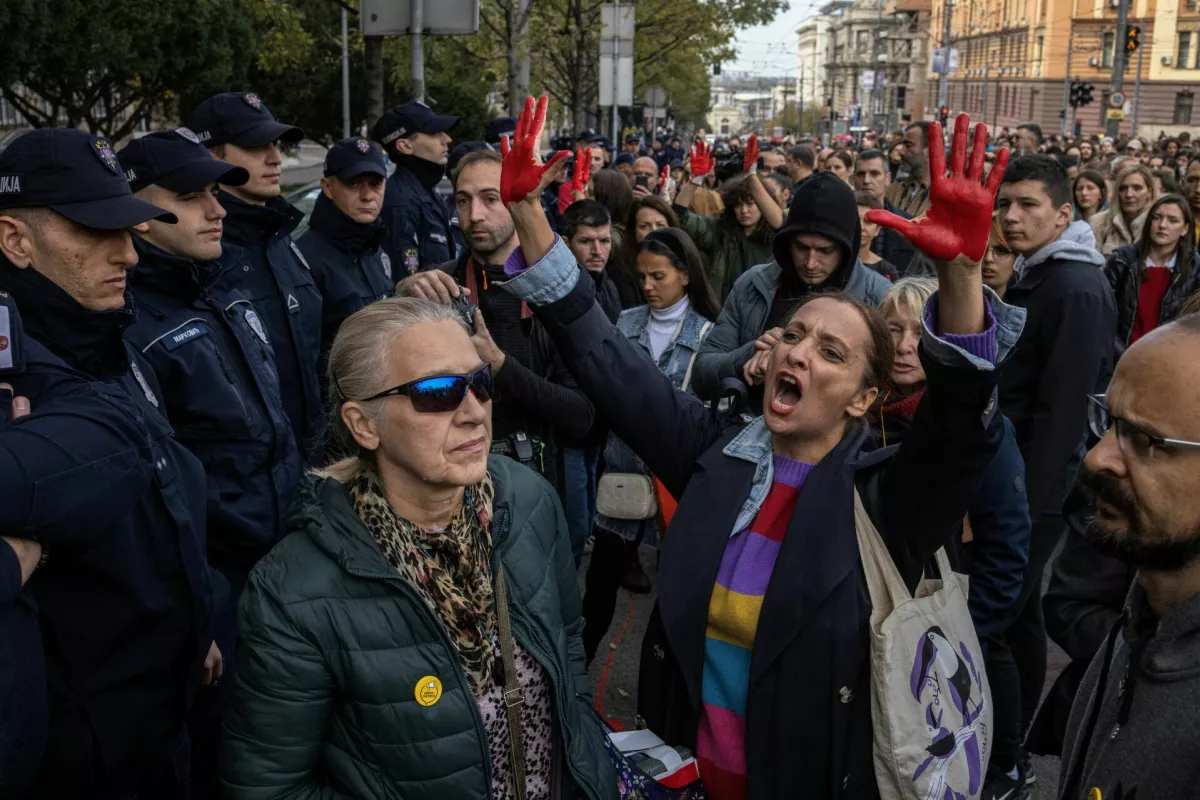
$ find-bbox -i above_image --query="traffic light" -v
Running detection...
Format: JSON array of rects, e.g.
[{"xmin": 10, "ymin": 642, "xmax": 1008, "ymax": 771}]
[
  {"xmin": 1126, "ymin": 25, "xmax": 1141, "ymax": 53},
  {"xmin": 1078, "ymin": 83, "xmax": 1095, "ymax": 106},
  {"xmin": 1069, "ymin": 80, "xmax": 1081, "ymax": 107},
  {"xmin": 938, "ymin": 105, "xmax": 950, "ymax": 124}
]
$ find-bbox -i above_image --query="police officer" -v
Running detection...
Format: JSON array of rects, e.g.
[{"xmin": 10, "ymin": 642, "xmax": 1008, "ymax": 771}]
[
  {"xmin": 371, "ymin": 100, "xmax": 458, "ymax": 276},
  {"xmin": 0, "ymin": 128, "xmax": 215, "ymax": 797},
  {"xmin": 189, "ymin": 91, "xmax": 324, "ymax": 463},
  {"xmin": 296, "ymin": 137, "xmax": 394, "ymax": 364}
]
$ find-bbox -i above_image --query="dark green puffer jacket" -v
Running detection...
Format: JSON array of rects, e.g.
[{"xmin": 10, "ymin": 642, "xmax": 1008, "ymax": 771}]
[{"xmin": 221, "ymin": 457, "xmax": 618, "ymax": 799}]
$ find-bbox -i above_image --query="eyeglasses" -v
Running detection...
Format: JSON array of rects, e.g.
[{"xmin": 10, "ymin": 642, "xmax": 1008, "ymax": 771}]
[
  {"xmin": 1087, "ymin": 394, "xmax": 1200, "ymax": 460},
  {"xmin": 354, "ymin": 363, "xmax": 493, "ymax": 413}
]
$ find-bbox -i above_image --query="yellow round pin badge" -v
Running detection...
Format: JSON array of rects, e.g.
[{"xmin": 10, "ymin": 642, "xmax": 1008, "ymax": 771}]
[
  {"xmin": 1087, "ymin": 788, "xmax": 1102, "ymax": 800},
  {"xmin": 415, "ymin": 675, "xmax": 443, "ymax": 707}
]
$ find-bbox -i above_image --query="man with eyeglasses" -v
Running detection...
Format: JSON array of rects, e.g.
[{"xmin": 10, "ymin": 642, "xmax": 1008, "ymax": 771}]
[{"xmin": 1054, "ymin": 315, "xmax": 1200, "ymax": 800}]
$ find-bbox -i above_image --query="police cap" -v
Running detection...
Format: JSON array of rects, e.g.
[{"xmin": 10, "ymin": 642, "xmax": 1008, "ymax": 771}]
[
  {"xmin": 117, "ymin": 129, "xmax": 249, "ymax": 193},
  {"xmin": 371, "ymin": 101, "xmax": 459, "ymax": 148},
  {"xmin": 484, "ymin": 117, "xmax": 516, "ymax": 145},
  {"xmin": 324, "ymin": 137, "xmax": 388, "ymax": 180},
  {"xmin": 187, "ymin": 92, "xmax": 304, "ymax": 148},
  {"xmin": 0, "ymin": 128, "xmax": 176, "ymax": 229}
]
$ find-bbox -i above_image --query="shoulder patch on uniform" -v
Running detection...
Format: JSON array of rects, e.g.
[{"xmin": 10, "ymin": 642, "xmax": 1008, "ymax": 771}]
[
  {"xmin": 244, "ymin": 308, "xmax": 269, "ymax": 344},
  {"xmin": 130, "ymin": 360, "xmax": 159, "ymax": 408},
  {"xmin": 0, "ymin": 304, "xmax": 12, "ymax": 371},
  {"xmin": 161, "ymin": 323, "xmax": 208, "ymax": 351},
  {"xmin": 290, "ymin": 241, "xmax": 311, "ymax": 270},
  {"xmin": 404, "ymin": 248, "xmax": 420, "ymax": 272}
]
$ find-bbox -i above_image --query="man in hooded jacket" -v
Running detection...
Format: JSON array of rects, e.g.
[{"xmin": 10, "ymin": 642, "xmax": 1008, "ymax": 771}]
[{"xmin": 690, "ymin": 171, "xmax": 890, "ymax": 402}]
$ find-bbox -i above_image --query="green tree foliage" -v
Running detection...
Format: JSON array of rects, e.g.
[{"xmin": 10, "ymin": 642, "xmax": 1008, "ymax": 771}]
[{"xmin": 0, "ymin": 0, "xmax": 255, "ymax": 140}]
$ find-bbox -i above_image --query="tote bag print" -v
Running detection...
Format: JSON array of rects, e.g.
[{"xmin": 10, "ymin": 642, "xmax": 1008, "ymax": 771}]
[{"xmin": 853, "ymin": 491, "xmax": 991, "ymax": 800}]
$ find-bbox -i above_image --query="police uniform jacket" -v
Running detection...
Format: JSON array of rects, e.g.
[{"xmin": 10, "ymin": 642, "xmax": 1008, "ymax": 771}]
[
  {"xmin": 218, "ymin": 191, "xmax": 324, "ymax": 464},
  {"xmin": 0, "ymin": 262, "xmax": 213, "ymax": 788},
  {"xmin": 125, "ymin": 239, "xmax": 303, "ymax": 574},
  {"xmin": 296, "ymin": 192, "xmax": 394, "ymax": 362},
  {"xmin": 381, "ymin": 154, "xmax": 453, "ymax": 275}
]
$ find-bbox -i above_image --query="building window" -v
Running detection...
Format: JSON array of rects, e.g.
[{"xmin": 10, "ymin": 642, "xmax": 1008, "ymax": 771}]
[
  {"xmin": 1179, "ymin": 32, "xmax": 1192, "ymax": 69},
  {"xmin": 721, "ymin": 118, "xmax": 730, "ymax": 135},
  {"xmin": 896, "ymin": 85, "xmax": 907, "ymax": 108},
  {"xmin": 1175, "ymin": 92, "xmax": 1194, "ymax": 125},
  {"xmin": 1102, "ymin": 32, "xmax": 1115, "ymax": 68},
  {"xmin": 856, "ymin": 30, "xmax": 869, "ymax": 53}
]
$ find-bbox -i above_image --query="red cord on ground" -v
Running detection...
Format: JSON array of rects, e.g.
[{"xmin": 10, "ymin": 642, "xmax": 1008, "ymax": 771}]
[{"xmin": 593, "ymin": 595, "xmax": 636, "ymax": 731}]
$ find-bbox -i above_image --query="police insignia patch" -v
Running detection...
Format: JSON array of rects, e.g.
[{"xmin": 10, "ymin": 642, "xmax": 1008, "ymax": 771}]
[
  {"xmin": 244, "ymin": 308, "xmax": 269, "ymax": 344},
  {"xmin": 92, "ymin": 138, "xmax": 120, "ymax": 173},
  {"xmin": 175, "ymin": 127, "xmax": 201, "ymax": 144},
  {"xmin": 404, "ymin": 249, "xmax": 420, "ymax": 273},
  {"xmin": 243, "ymin": 92, "xmax": 264, "ymax": 111},
  {"xmin": 356, "ymin": 138, "xmax": 372, "ymax": 154}
]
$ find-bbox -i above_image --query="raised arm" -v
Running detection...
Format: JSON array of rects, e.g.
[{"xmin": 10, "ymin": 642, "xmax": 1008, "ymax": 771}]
[
  {"xmin": 497, "ymin": 97, "xmax": 725, "ymax": 496},
  {"xmin": 867, "ymin": 116, "xmax": 1025, "ymax": 586},
  {"xmin": 742, "ymin": 136, "xmax": 784, "ymax": 231}
]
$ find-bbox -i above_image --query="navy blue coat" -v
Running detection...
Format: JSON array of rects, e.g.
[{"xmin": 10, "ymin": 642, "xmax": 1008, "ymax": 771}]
[
  {"xmin": 296, "ymin": 192, "xmax": 394, "ymax": 363},
  {"xmin": 125, "ymin": 239, "xmax": 303, "ymax": 574},
  {"xmin": 381, "ymin": 155, "xmax": 454, "ymax": 275},
  {"xmin": 0, "ymin": 268, "xmax": 213, "ymax": 791},
  {"xmin": 219, "ymin": 192, "xmax": 325, "ymax": 463},
  {"xmin": 505, "ymin": 244, "xmax": 1012, "ymax": 799}
]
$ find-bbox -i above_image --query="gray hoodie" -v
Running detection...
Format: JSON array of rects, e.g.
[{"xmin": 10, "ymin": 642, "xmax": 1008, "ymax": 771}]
[
  {"xmin": 1058, "ymin": 582, "xmax": 1200, "ymax": 800},
  {"xmin": 1015, "ymin": 220, "xmax": 1107, "ymax": 278}
]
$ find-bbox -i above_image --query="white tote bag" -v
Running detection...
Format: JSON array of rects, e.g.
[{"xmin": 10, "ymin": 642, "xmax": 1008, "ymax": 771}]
[{"xmin": 852, "ymin": 491, "xmax": 992, "ymax": 800}]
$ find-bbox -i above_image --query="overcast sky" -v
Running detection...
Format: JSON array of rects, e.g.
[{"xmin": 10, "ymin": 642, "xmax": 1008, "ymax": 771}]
[{"xmin": 724, "ymin": 1, "xmax": 825, "ymax": 78}]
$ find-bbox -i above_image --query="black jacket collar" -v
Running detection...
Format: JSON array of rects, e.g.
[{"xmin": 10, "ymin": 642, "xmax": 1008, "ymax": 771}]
[
  {"xmin": 219, "ymin": 191, "xmax": 302, "ymax": 245},
  {"xmin": 0, "ymin": 256, "xmax": 133, "ymax": 380},
  {"xmin": 129, "ymin": 238, "xmax": 231, "ymax": 303},
  {"xmin": 307, "ymin": 193, "xmax": 385, "ymax": 254},
  {"xmin": 393, "ymin": 154, "xmax": 446, "ymax": 191}
]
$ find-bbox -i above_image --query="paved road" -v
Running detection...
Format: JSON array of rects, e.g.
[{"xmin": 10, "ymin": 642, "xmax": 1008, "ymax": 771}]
[{"xmin": 581, "ymin": 543, "xmax": 1066, "ymax": 795}]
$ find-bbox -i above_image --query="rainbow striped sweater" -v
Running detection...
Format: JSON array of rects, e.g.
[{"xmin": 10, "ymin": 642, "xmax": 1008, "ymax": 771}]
[{"xmin": 695, "ymin": 455, "xmax": 814, "ymax": 800}]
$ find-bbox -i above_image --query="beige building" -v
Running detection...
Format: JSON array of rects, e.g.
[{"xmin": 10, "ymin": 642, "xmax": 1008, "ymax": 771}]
[{"xmin": 930, "ymin": 0, "xmax": 1200, "ymax": 136}]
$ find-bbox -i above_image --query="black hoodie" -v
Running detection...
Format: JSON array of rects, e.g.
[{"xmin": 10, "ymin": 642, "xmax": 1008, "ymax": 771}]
[{"xmin": 766, "ymin": 172, "xmax": 864, "ymax": 330}]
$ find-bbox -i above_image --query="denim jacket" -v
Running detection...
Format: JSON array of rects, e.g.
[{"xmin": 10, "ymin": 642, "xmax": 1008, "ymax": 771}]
[{"xmin": 597, "ymin": 304, "xmax": 714, "ymax": 542}]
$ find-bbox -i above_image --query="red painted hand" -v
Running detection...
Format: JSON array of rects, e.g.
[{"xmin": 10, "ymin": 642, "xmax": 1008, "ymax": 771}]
[
  {"xmin": 742, "ymin": 134, "xmax": 760, "ymax": 175},
  {"xmin": 866, "ymin": 114, "xmax": 1009, "ymax": 262},
  {"xmin": 689, "ymin": 140, "xmax": 715, "ymax": 182},
  {"xmin": 571, "ymin": 146, "xmax": 592, "ymax": 195},
  {"xmin": 657, "ymin": 165, "xmax": 670, "ymax": 195},
  {"xmin": 499, "ymin": 95, "xmax": 572, "ymax": 205}
]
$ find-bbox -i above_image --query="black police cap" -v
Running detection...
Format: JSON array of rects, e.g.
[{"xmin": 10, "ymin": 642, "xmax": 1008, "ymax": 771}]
[
  {"xmin": 324, "ymin": 137, "xmax": 388, "ymax": 180},
  {"xmin": 484, "ymin": 117, "xmax": 516, "ymax": 145},
  {"xmin": 371, "ymin": 101, "xmax": 459, "ymax": 148},
  {"xmin": 187, "ymin": 92, "xmax": 304, "ymax": 149},
  {"xmin": 117, "ymin": 129, "xmax": 249, "ymax": 194},
  {"xmin": 0, "ymin": 128, "xmax": 176, "ymax": 229},
  {"xmin": 447, "ymin": 141, "xmax": 492, "ymax": 174}
]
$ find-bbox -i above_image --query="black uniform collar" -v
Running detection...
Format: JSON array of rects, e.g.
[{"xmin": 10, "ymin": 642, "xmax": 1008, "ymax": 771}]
[
  {"xmin": 0, "ymin": 256, "xmax": 133, "ymax": 380},
  {"xmin": 129, "ymin": 237, "xmax": 232, "ymax": 302},
  {"xmin": 308, "ymin": 192, "xmax": 385, "ymax": 254},
  {"xmin": 218, "ymin": 190, "xmax": 302, "ymax": 244},
  {"xmin": 394, "ymin": 153, "xmax": 446, "ymax": 191}
]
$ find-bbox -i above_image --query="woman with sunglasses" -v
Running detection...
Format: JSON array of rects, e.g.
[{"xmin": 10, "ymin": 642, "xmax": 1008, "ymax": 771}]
[
  {"xmin": 497, "ymin": 99, "xmax": 1023, "ymax": 798},
  {"xmin": 221, "ymin": 297, "xmax": 618, "ymax": 799}
]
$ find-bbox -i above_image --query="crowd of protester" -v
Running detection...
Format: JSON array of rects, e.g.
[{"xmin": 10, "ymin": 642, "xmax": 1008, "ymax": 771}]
[{"xmin": 2, "ymin": 90, "xmax": 1200, "ymax": 800}]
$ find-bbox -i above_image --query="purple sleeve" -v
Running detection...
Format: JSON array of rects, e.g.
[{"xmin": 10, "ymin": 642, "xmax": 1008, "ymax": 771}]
[{"xmin": 924, "ymin": 296, "xmax": 999, "ymax": 365}]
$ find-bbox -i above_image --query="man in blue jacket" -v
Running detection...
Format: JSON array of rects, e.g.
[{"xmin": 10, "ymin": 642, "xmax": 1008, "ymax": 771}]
[
  {"xmin": 189, "ymin": 92, "xmax": 325, "ymax": 463},
  {"xmin": 0, "ymin": 128, "xmax": 215, "ymax": 798},
  {"xmin": 297, "ymin": 136, "xmax": 394, "ymax": 366},
  {"xmin": 372, "ymin": 100, "xmax": 459, "ymax": 276}
]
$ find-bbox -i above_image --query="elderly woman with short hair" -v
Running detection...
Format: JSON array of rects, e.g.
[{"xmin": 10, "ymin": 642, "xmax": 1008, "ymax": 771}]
[{"xmin": 221, "ymin": 297, "xmax": 616, "ymax": 800}]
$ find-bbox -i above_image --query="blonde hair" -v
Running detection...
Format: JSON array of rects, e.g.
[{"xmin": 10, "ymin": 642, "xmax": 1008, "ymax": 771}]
[
  {"xmin": 691, "ymin": 187, "xmax": 725, "ymax": 216},
  {"xmin": 318, "ymin": 296, "xmax": 467, "ymax": 483},
  {"xmin": 879, "ymin": 277, "xmax": 938, "ymax": 324}
]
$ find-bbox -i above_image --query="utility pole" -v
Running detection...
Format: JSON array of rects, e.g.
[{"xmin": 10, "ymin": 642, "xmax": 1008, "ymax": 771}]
[
  {"xmin": 982, "ymin": 65, "xmax": 989, "ymax": 128},
  {"xmin": 610, "ymin": 3, "xmax": 621, "ymax": 147},
  {"xmin": 410, "ymin": 0, "xmax": 425, "ymax": 103},
  {"xmin": 938, "ymin": 0, "xmax": 954, "ymax": 109},
  {"xmin": 1060, "ymin": 36, "xmax": 1073, "ymax": 137},
  {"xmin": 1106, "ymin": 0, "xmax": 1129, "ymax": 138},
  {"xmin": 341, "ymin": 7, "xmax": 351, "ymax": 137},
  {"xmin": 1132, "ymin": 32, "xmax": 1144, "ymax": 136}
]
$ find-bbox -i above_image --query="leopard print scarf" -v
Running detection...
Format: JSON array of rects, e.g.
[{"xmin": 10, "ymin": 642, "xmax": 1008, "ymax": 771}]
[{"xmin": 349, "ymin": 470, "xmax": 498, "ymax": 694}]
